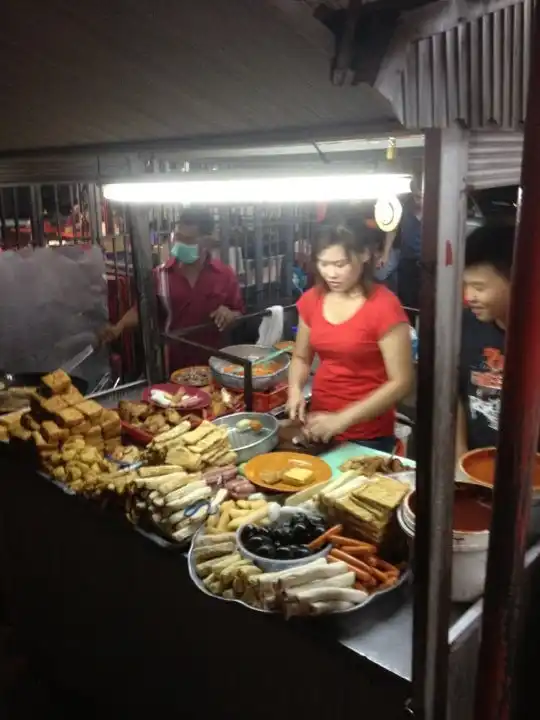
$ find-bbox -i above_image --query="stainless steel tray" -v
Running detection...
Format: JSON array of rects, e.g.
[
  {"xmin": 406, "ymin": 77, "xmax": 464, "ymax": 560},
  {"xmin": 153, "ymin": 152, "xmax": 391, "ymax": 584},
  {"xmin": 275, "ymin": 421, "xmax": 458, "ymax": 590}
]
[
  {"xmin": 212, "ymin": 412, "xmax": 279, "ymax": 463},
  {"xmin": 187, "ymin": 526, "xmax": 410, "ymax": 617}
]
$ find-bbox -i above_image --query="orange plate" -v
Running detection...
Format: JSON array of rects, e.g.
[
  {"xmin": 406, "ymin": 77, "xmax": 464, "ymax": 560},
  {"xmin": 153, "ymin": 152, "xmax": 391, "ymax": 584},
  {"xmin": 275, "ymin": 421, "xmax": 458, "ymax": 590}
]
[
  {"xmin": 243, "ymin": 451, "xmax": 332, "ymax": 494},
  {"xmin": 170, "ymin": 366, "xmax": 211, "ymax": 387},
  {"xmin": 461, "ymin": 446, "xmax": 540, "ymax": 489}
]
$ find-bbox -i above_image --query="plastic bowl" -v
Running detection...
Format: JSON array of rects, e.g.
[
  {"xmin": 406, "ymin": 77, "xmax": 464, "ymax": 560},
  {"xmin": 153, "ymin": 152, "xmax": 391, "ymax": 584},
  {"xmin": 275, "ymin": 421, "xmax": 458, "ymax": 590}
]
[
  {"xmin": 459, "ymin": 447, "xmax": 540, "ymax": 490},
  {"xmin": 235, "ymin": 506, "xmax": 331, "ymax": 572}
]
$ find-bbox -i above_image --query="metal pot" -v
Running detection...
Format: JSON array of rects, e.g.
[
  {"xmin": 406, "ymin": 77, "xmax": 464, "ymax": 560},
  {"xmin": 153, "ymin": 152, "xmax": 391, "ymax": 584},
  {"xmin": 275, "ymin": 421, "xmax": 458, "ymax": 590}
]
[{"xmin": 209, "ymin": 344, "xmax": 290, "ymax": 392}]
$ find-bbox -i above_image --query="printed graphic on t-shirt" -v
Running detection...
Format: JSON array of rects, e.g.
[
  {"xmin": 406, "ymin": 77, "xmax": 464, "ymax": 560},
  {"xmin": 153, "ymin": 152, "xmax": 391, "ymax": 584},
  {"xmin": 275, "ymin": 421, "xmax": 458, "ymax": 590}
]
[{"xmin": 469, "ymin": 348, "xmax": 505, "ymax": 431}]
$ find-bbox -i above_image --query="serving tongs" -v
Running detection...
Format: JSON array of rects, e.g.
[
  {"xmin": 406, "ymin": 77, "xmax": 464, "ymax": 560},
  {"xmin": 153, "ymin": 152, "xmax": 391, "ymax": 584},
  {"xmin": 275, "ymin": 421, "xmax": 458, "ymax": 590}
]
[{"xmin": 251, "ymin": 348, "xmax": 288, "ymax": 369}]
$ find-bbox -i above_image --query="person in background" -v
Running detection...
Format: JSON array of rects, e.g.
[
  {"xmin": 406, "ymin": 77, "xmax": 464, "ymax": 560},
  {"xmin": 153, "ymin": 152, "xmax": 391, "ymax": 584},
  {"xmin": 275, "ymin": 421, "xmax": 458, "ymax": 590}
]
[
  {"xmin": 397, "ymin": 179, "xmax": 423, "ymax": 318},
  {"xmin": 373, "ymin": 227, "xmax": 399, "ymax": 293},
  {"xmin": 456, "ymin": 224, "xmax": 521, "ymax": 458},
  {"xmin": 100, "ymin": 209, "xmax": 244, "ymax": 371},
  {"xmin": 286, "ymin": 223, "xmax": 413, "ymax": 452}
]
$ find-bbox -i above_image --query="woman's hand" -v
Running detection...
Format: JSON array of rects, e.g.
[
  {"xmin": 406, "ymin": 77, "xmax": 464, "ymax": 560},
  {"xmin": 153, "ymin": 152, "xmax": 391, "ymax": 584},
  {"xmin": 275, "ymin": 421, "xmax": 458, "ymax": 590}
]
[
  {"xmin": 286, "ymin": 387, "xmax": 306, "ymax": 422},
  {"xmin": 305, "ymin": 411, "xmax": 349, "ymax": 443}
]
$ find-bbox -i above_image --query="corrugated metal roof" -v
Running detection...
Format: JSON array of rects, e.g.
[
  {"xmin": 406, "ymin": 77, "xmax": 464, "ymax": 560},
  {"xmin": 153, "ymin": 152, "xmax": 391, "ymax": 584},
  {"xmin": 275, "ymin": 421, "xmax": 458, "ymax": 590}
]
[
  {"xmin": 376, "ymin": 0, "xmax": 533, "ymax": 130},
  {"xmin": 0, "ymin": 0, "xmax": 398, "ymax": 154}
]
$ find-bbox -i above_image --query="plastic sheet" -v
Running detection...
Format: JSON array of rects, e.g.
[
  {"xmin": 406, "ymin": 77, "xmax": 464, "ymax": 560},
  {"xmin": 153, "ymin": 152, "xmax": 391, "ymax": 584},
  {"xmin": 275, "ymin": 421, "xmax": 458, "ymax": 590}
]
[{"xmin": 0, "ymin": 245, "xmax": 109, "ymax": 384}]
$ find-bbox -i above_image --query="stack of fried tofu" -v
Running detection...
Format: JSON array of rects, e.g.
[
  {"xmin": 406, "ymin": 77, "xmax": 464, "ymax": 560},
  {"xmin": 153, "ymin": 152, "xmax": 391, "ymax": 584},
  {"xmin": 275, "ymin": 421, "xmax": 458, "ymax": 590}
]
[
  {"xmin": 5, "ymin": 369, "xmax": 121, "ymax": 462},
  {"xmin": 145, "ymin": 419, "xmax": 236, "ymax": 471},
  {"xmin": 336, "ymin": 474, "xmax": 408, "ymax": 544}
]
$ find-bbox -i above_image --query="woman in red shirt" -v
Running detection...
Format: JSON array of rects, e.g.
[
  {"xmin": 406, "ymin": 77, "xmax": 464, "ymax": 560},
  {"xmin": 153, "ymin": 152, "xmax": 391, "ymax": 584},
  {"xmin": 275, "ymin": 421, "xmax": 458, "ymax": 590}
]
[{"xmin": 287, "ymin": 224, "xmax": 413, "ymax": 453}]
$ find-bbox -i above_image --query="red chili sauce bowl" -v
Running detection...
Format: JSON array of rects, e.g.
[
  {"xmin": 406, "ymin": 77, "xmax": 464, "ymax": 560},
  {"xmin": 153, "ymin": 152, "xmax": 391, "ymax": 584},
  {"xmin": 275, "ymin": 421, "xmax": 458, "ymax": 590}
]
[
  {"xmin": 408, "ymin": 481, "xmax": 493, "ymax": 533},
  {"xmin": 460, "ymin": 447, "xmax": 540, "ymax": 490}
]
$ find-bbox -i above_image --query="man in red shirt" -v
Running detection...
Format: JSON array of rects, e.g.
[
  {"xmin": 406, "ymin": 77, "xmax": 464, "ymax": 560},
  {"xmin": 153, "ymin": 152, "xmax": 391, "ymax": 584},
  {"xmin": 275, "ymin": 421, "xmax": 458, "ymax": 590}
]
[{"xmin": 101, "ymin": 209, "xmax": 244, "ymax": 371}]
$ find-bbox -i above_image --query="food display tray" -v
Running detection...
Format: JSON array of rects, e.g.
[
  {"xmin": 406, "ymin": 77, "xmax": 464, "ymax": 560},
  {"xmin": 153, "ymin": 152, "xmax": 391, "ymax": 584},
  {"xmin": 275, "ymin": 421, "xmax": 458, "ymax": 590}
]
[
  {"xmin": 131, "ymin": 523, "xmax": 190, "ymax": 551},
  {"xmin": 187, "ymin": 527, "xmax": 410, "ymax": 616},
  {"xmin": 38, "ymin": 469, "xmax": 188, "ymax": 550}
]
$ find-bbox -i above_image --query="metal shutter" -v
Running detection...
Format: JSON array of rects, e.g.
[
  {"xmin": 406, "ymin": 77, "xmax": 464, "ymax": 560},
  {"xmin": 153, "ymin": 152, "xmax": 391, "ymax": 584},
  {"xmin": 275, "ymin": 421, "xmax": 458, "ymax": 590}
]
[{"xmin": 467, "ymin": 131, "xmax": 523, "ymax": 189}]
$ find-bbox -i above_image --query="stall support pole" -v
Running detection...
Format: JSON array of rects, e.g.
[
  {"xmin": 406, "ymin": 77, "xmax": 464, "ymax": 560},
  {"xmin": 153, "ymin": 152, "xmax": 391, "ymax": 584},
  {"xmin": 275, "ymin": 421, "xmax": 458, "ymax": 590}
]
[
  {"xmin": 474, "ymin": 10, "xmax": 540, "ymax": 719},
  {"xmin": 128, "ymin": 207, "xmax": 164, "ymax": 384},
  {"xmin": 412, "ymin": 128, "xmax": 468, "ymax": 720}
]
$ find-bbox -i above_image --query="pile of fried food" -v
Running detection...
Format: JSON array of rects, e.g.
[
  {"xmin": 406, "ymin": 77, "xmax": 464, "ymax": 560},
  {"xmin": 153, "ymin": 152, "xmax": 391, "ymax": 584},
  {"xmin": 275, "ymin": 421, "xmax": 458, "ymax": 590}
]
[
  {"xmin": 205, "ymin": 497, "xmax": 273, "ymax": 534},
  {"xmin": 171, "ymin": 366, "xmax": 211, "ymax": 387},
  {"xmin": 339, "ymin": 455, "xmax": 406, "ymax": 476},
  {"xmin": 0, "ymin": 370, "xmax": 125, "ymax": 496},
  {"xmin": 0, "ymin": 386, "xmax": 35, "ymax": 414},
  {"xmin": 192, "ymin": 522, "xmax": 400, "ymax": 617},
  {"xmin": 318, "ymin": 471, "xmax": 409, "ymax": 544},
  {"xmin": 118, "ymin": 400, "xmax": 187, "ymax": 437},
  {"xmin": 109, "ymin": 444, "xmax": 142, "ymax": 466},
  {"xmin": 129, "ymin": 465, "xmax": 230, "ymax": 543},
  {"xmin": 149, "ymin": 386, "xmax": 200, "ymax": 409},
  {"xmin": 130, "ymin": 464, "xmax": 258, "ymax": 543},
  {"xmin": 209, "ymin": 387, "xmax": 243, "ymax": 419},
  {"xmin": 142, "ymin": 419, "xmax": 237, "ymax": 471}
]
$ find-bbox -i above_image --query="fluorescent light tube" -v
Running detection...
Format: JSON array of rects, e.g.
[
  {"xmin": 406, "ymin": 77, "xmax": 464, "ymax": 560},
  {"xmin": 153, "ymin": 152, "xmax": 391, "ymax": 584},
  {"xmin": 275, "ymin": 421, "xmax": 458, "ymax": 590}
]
[{"xmin": 103, "ymin": 173, "xmax": 412, "ymax": 204}]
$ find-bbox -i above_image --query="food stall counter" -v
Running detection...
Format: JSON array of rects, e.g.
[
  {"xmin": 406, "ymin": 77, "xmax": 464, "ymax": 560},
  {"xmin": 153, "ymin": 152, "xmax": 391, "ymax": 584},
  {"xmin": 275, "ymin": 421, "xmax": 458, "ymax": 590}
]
[{"xmin": 2, "ymin": 378, "xmax": 540, "ymax": 719}]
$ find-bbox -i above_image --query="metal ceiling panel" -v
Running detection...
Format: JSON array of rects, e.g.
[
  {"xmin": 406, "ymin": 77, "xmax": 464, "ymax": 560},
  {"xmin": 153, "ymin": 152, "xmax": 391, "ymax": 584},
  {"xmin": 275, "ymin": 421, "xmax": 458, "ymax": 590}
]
[{"xmin": 0, "ymin": 0, "xmax": 398, "ymax": 155}]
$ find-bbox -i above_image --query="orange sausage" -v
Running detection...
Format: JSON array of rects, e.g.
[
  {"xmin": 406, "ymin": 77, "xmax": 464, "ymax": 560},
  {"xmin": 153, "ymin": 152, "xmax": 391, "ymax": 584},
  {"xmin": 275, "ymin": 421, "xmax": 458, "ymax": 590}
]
[
  {"xmin": 377, "ymin": 575, "xmax": 399, "ymax": 591},
  {"xmin": 341, "ymin": 545, "xmax": 375, "ymax": 557},
  {"xmin": 328, "ymin": 554, "xmax": 373, "ymax": 585},
  {"xmin": 368, "ymin": 566, "xmax": 389, "ymax": 584},
  {"xmin": 348, "ymin": 558, "xmax": 392, "ymax": 585},
  {"xmin": 376, "ymin": 557, "xmax": 400, "ymax": 574},
  {"xmin": 329, "ymin": 549, "xmax": 375, "ymax": 585},
  {"xmin": 307, "ymin": 524, "xmax": 343, "ymax": 551},
  {"xmin": 330, "ymin": 536, "xmax": 377, "ymax": 552}
]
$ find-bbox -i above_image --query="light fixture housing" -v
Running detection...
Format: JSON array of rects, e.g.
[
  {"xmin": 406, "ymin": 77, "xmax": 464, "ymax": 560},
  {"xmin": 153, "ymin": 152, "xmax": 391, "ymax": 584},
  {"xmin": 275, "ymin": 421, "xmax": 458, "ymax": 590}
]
[{"xmin": 103, "ymin": 172, "xmax": 412, "ymax": 205}]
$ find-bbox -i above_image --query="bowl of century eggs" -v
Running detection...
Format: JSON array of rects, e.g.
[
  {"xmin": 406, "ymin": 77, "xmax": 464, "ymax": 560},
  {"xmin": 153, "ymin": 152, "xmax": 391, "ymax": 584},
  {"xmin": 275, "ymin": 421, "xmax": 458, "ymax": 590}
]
[{"xmin": 236, "ymin": 507, "xmax": 332, "ymax": 572}]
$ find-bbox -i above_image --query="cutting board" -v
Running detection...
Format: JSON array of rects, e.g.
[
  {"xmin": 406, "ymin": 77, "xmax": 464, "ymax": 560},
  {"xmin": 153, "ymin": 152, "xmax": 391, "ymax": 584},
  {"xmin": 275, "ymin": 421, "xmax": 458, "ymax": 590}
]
[{"xmin": 320, "ymin": 442, "xmax": 415, "ymax": 478}]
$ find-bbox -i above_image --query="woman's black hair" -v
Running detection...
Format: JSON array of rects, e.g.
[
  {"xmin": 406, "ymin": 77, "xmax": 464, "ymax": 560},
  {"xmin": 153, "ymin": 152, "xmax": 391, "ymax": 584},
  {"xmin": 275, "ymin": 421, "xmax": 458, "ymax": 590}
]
[
  {"xmin": 312, "ymin": 220, "xmax": 378, "ymax": 294},
  {"xmin": 465, "ymin": 223, "xmax": 515, "ymax": 279}
]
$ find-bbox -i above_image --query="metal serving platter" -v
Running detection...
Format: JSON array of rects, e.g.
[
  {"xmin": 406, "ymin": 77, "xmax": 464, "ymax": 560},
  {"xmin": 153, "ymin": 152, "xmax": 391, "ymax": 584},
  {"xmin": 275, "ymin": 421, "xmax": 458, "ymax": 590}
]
[
  {"xmin": 211, "ymin": 412, "xmax": 279, "ymax": 464},
  {"xmin": 36, "ymin": 465, "xmax": 187, "ymax": 551},
  {"xmin": 187, "ymin": 525, "xmax": 410, "ymax": 617}
]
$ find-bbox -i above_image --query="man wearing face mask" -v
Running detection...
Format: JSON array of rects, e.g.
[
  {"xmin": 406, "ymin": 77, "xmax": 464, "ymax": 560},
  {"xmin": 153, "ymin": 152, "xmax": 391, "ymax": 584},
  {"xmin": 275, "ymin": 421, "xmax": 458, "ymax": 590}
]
[{"xmin": 100, "ymin": 209, "xmax": 243, "ymax": 371}]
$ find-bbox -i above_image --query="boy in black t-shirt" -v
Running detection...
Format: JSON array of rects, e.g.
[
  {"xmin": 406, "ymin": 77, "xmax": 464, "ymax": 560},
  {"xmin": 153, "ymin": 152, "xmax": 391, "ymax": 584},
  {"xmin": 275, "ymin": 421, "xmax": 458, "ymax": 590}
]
[{"xmin": 457, "ymin": 224, "xmax": 515, "ymax": 458}]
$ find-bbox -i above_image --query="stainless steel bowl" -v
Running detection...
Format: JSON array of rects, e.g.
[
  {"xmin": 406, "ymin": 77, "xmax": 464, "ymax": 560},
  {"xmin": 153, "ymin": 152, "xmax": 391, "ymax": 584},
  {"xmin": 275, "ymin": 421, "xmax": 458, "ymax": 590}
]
[
  {"xmin": 209, "ymin": 344, "xmax": 290, "ymax": 391},
  {"xmin": 212, "ymin": 412, "xmax": 279, "ymax": 463}
]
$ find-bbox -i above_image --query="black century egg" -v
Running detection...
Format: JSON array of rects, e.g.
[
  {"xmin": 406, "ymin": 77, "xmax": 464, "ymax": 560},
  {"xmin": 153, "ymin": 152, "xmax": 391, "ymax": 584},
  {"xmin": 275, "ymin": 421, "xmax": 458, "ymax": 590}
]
[{"xmin": 241, "ymin": 512, "xmax": 329, "ymax": 561}]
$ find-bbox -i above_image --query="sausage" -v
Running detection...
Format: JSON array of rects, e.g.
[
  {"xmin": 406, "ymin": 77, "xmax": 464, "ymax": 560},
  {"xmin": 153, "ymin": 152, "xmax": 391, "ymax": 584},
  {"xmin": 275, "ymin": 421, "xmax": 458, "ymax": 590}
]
[
  {"xmin": 334, "ymin": 552, "xmax": 387, "ymax": 583},
  {"xmin": 306, "ymin": 524, "xmax": 343, "ymax": 551},
  {"xmin": 202, "ymin": 471, "xmax": 223, "ymax": 486},
  {"xmin": 220, "ymin": 466, "xmax": 238, "ymax": 480},
  {"xmin": 228, "ymin": 480, "xmax": 256, "ymax": 499},
  {"xmin": 328, "ymin": 551, "xmax": 375, "ymax": 585},
  {"xmin": 375, "ymin": 557, "xmax": 400, "ymax": 575},
  {"xmin": 329, "ymin": 536, "xmax": 377, "ymax": 553}
]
